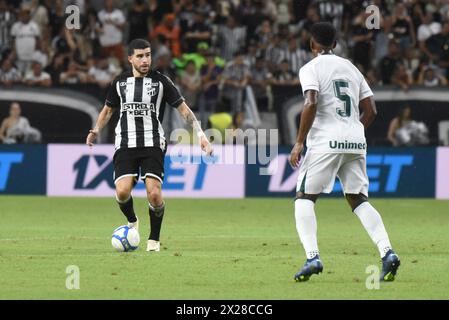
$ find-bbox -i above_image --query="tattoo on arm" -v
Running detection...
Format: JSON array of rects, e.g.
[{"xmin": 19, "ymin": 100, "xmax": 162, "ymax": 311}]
[{"xmin": 181, "ymin": 106, "xmax": 202, "ymax": 133}]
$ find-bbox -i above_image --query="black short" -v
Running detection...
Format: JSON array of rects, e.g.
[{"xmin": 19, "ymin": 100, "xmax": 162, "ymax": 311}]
[{"xmin": 113, "ymin": 147, "xmax": 165, "ymax": 184}]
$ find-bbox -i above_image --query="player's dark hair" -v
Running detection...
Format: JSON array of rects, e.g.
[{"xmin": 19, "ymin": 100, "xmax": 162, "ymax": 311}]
[
  {"xmin": 310, "ymin": 22, "xmax": 337, "ymax": 48},
  {"xmin": 128, "ymin": 39, "xmax": 151, "ymax": 56}
]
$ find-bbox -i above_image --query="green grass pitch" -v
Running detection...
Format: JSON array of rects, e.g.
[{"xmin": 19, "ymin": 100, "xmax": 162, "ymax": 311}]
[{"xmin": 1, "ymin": 196, "xmax": 448, "ymax": 299}]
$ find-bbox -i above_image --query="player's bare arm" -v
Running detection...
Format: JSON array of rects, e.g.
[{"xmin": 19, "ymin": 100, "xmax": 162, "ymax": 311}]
[
  {"xmin": 86, "ymin": 105, "xmax": 115, "ymax": 147},
  {"xmin": 359, "ymin": 96, "xmax": 377, "ymax": 129},
  {"xmin": 177, "ymin": 102, "xmax": 213, "ymax": 155},
  {"xmin": 289, "ymin": 90, "xmax": 318, "ymax": 168}
]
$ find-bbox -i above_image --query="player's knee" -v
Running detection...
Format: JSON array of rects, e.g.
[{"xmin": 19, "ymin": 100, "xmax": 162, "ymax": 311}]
[
  {"xmin": 295, "ymin": 192, "xmax": 319, "ymax": 203},
  {"xmin": 116, "ymin": 186, "xmax": 132, "ymax": 201},
  {"xmin": 346, "ymin": 193, "xmax": 368, "ymax": 211},
  {"xmin": 147, "ymin": 188, "xmax": 163, "ymax": 206}
]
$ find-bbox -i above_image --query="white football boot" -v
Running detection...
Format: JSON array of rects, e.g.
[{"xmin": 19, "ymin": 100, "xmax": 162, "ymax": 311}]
[{"xmin": 146, "ymin": 239, "xmax": 160, "ymax": 252}]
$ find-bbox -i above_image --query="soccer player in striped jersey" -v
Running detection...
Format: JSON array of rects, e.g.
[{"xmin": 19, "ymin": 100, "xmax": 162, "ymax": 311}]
[
  {"xmin": 86, "ymin": 39, "xmax": 212, "ymax": 252},
  {"xmin": 290, "ymin": 23, "xmax": 400, "ymax": 282}
]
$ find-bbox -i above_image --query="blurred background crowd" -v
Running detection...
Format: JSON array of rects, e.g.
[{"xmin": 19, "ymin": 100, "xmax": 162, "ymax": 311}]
[{"xmin": 1, "ymin": 0, "xmax": 449, "ymax": 146}]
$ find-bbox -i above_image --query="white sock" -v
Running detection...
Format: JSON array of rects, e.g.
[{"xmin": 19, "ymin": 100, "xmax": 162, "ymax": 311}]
[
  {"xmin": 295, "ymin": 199, "xmax": 319, "ymax": 260},
  {"xmin": 353, "ymin": 202, "xmax": 392, "ymax": 258}
]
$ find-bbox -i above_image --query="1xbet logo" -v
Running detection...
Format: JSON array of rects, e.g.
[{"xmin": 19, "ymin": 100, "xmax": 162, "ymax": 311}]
[
  {"xmin": 73, "ymin": 155, "xmax": 114, "ymax": 189},
  {"xmin": 0, "ymin": 153, "xmax": 23, "ymax": 191}
]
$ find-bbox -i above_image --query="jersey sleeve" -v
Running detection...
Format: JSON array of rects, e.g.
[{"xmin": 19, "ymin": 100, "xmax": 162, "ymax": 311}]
[
  {"xmin": 359, "ymin": 77, "xmax": 373, "ymax": 101},
  {"xmin": 299, "ymin": 64, "xmax": 319, "ymax": 95},
  {"xmin": 105, "ymin": 78, "xmax": 120, "ymax": 109},
  {"xmin": 160, "ymin": 73, "xmax": 185, "ymax": 108}
]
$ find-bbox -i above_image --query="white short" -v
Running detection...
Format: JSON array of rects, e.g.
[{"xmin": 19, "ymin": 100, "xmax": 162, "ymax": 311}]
[{"xmin": 296, "ymin": 153, "xmax": 369, "ymax": 196}]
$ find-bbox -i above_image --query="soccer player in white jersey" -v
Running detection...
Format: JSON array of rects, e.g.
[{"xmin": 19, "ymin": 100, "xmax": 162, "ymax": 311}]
[{"xmin": 290, "ymin": 22, "xmax": 400, "ymax": 282}]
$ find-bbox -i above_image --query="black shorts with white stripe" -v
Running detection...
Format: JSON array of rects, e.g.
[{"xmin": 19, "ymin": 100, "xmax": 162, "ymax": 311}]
[{"xmin": 113, "ymin": 147, "xmax": 165, "ymax": 185}]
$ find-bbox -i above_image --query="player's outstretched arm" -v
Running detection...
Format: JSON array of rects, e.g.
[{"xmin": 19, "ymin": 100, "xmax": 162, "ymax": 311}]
[
  {"xmin": 289, "ymin": 90, "xmax": 318, "ymax": 168},
  {"xmin": 359, "ymin": 96, "xmax": 377, "ymax": 129},
  {"xmin": 86, "ymin": 105, "xmax": 115, "ymax": 147},
  {"xmin": 177, "ymin": 102, "xmax": 213, "ymax": 156}
]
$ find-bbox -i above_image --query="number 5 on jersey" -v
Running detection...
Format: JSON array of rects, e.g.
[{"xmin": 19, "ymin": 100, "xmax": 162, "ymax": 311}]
[{"xmin": 333, "ymin": 80, "xmax": 351, "ymax": 117}]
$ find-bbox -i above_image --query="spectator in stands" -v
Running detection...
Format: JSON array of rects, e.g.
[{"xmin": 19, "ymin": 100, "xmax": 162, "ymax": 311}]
[
  {"xmin": 0, "ymin": 0, "xmax": 15, "ymax": 56},
  {"xmin": 29, "ymin": 0, "xmax": 49, "ymax": 33},
  {"xmin": 217, "ymin": 16, "xmax": 247, "ymax": 61},
  {"xmin": 408, "ymin": 46, "xmax": 423, "ymax": 75},
  {"xmin": 153, "ymin": 53, "xmax": 177, "ymax": 80},
  {"xmin": 379, "ymin": 40, "xmax": 401, "ymax": 85},
  {"xmin": 249, "ymin": 56, "xmax": 272, "ymax": 111},
  {"xmin": 199, "ymin": 52, "xmax": 224, "ymax": 117},
  {"xmin": 271, "ymin": 59, "xmax": 300, "ymax": 86},
  {"xmin": 277, "ymin": 23, "xmax": 291, "ymax": 48},
  {"xmin": 24, "ymin": 61, "xmax": 51, "ymax": 87},
  {"xmin": 261, "ymin": 0, "xmax": 277, "ymax": 22},
  {"xmin": 48, "ymin": 0, "xmax": 66, "ymax": 38},
  {"xmin": 244, "ymin": 39, "xmax": 259, "ymax": 68},
  {"xmin": 196, "ymin": 0, "xmax": 214, "ymax": 19},
  {"xmin": 417, "ymin": 64, "xmax": 448, "ymax": 87},
  {"xmin": 183, "ymin": 11, "xmax": 211, "ymax": 53},
  {"xmin": 0, "ymin": 102, "xmax": 42, "ymax": 144},
  {"xmin": 391, "ymin": 2, "xmax": 416, "ymax": 51},
  {"xmin": 388, "ymin": 106, "xmax": 412, "ymax": 146},
  {"xmin": 351, "ymin": 10, "xmax": 374, "ymax": 73},
  {"xmin": 0, "ymin": 57, "xmax": 21, "ymax": 86},
  {"xmin": 316, "ymin": 0, "xmax": 345, "ymax": 31},
  {"xmin": 10, "ymin": 6, "xmax": 40, "ymax": 74},
  {"xmin": 387, "ymin": 105, "xmax": 429, "ymax": 146},
  {"xmin": 435, "ymin": 21, "xmax": 449, "ymax": 77},
  {"xmin": 295, "ymin": 4, "xmax": 320, "ymax": 34},
  {"xmin": 391, "ymin": 63, "xmax": 413, "ymax": 91},
  {"xmin": 52, "ymin": 26, "xmax": 80, "ymax": 63},
  {"xmin": 151, "ymin": 34, "xmax": 171, "ymax": 63},
  {"xmin": 31, "ymin": 40, "xmax": 49, "ymax": 70},
  {"xmin": 151, "ymin": 13, "xmax": 181, "ymax": 57},
  {"xmin": 221, "ymin": 50, "xmax": 251, "ymax": 113},
  {"xmin": 149, "ymin": 0, "xmax": 174, "ymax": 26},
  {"xmin": 417, "ymin": 11, "xmax": 442, "ymax": 59},
  {"xmin": 83, "ymin": 9, "xmax": 102, "ymax": 59},
  {"xmin": 179, "ymin": 60, "xmax": 201, "ymax": 109},
  {"xmin": 177, "ymin": 0, "xmax": 196, "ymax": 32},
  {"xmin": 240, "ymin": 0, "xmax": 268, "ymax": 39},
  {"xmin": 45, "ymin": 53, "xmax": 66, "ymax": 86},
  {"xmin": 86, "ymin": 56, "xmax": 119, "ymax": 88},
  {"xmin": 264, "ymin": 33, "xmax": 282, "ymax": 72},
  {"xmin": 60, "ymin": 60, "xmax": 88, "ymax": 85},
  {"xmin": 128, "ymin": 0, "xmax": 151, "ymax": 42},
  {"xmin": 440, "ymin": 0, "xmax": 449, "ymax": 20},
  {"xmin": 254, "ymin": 19, "xmax": 273, "ymax": 52},
  {"xmin": 278, "ymin": 36, "xmax": 310, "ymax": 75},
  {"xmin": 98, "ymin": 0, "xmax": 126, "ymax": 64},
  {"xmin": 373, "ymin": 16, "xmax": 394, "ymax": 67}
]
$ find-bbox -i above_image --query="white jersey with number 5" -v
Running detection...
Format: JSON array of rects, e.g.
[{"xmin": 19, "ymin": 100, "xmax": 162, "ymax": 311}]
[{"xmin": 299, "ymin": 54, "xmax": 373, "ymax": 154}]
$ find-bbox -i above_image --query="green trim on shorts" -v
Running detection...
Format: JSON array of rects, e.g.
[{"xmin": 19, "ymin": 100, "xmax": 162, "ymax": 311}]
[{"xmin": 299, "ymin": 171, "xmax": 307, "ymax": 193}]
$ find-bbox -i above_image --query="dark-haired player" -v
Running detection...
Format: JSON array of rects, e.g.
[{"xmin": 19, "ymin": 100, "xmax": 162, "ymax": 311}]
[
  {"xmin": 86, "ymin": 39, "xmax": 212, "ymax": 252},
  {"xmin": 290, "ymin": 23, "xmax": 400, "ymax": 282}
]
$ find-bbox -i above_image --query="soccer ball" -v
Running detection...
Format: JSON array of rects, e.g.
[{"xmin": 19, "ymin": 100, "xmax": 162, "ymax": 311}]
[{"xmin": 111, "ymin": 226, "xmax": 140, "ymax": 252}]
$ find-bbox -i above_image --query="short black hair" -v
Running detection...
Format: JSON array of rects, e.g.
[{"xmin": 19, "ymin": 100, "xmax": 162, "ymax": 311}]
[
  {"xmin": 128, "ymin": 39, "xmax": 151, "ymax": 56},
  {"xmin": 310, "ymin": 22, "xmax": 337, "ymax": 48}
]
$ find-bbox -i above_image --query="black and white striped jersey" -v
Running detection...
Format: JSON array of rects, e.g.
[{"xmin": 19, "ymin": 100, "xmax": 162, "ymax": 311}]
[{"xmin": 105, "ymin": 70, "xmax": 184, "ymax": 151}]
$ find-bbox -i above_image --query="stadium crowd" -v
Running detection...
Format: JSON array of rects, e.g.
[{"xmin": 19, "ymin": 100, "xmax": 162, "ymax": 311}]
[{"xmin": 0, "ymin": 0, "xmax": 447, "ymax": 145}]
